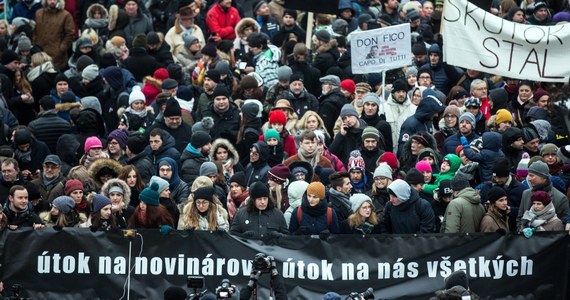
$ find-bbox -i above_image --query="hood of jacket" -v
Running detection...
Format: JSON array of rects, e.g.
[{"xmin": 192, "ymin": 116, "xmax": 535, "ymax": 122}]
[
  {"xmin": 87, "ymin": 158, "xmax": 124, "ymax": 184},
  {"xmin": 86, "ymin": 3, "xmax": 109, "ymax": 19},
  {"xmin": 316, "ymin": 39, "xmax": 340, "ymax": 59},
  {"xmin": 75, "ymin": 108, "xmax": 105, "ymax": 137},
  {"xmin": 442, "ymin": 153, "xmax": 462, "ymax": 174},
  {"xmin": 209, "ymin": 138, "xmax": 240, "ymax": 162},
  {"xmin": 427, "ymin": 43, "xmax": 442, "ymax": 68},
  {"xmin": 414, "ymin": 89, "xmax": 445, "ymax": 122},
  {"xmin": 41, "ymin": 0, "xmax": 65, "ymax": 10},
  {"xmin": 56, "ymin": 134, "xmax": 80, "ymax": 164},
  {"xmin": 482, "ymin": 132, "xmax": 502, "ymax": 151},
  {"xmin": 157, "ymin": 157, "xmax": 182, "ymax": 186},
  {"xmin": 235, "ymin": 17, "xmax": 260, "ymax": 39},
  {"xmin": 417, "ymin": 147, "xmax": 440, "ymax": 166},
  {"xmin": 393, "ymin": 187, "xmax": 420, "ymax": 210},
  {"xmin": 455, "ymin": 187, "xmax": 481, "ymax": 205},
  {"xmin": 100, "ymin": 178, "xmax": 132, "ymax": 207}
]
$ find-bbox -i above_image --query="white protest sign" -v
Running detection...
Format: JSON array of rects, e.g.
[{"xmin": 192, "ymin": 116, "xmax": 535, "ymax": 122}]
[
  {"xmin": 350, "ymin": 24, "xmax": 411, "ymax": 74},
  {"xmin": 442, "ymin": 0, "xmax": 570, "ymax": 82}
]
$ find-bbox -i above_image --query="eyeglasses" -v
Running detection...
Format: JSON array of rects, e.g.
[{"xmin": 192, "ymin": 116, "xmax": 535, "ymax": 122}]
[
  {"xmin": 43, "ymin": 164, "xmax": 59, "ymax": 170},
  {"xmin": 419, "ymin": 76, "xmax": 431, "ymax": 79}
]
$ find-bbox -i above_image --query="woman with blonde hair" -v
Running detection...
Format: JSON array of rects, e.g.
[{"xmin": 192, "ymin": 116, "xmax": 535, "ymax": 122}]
[
  {"xmin": 294, "ymin": 110, "xmax": 331, "ymax": 145},
  {"xmin": 40, "ymin": 196, "xmax": 81, "ymax": 228},
  {"xmin": 27, "ymin": 52, "xmax": 58, "ymax": 103},
  {"xmin": 340, "ymin": 194, "xmax": 380, "ymax": 234},
  {"xmin": 177, "ymin": 186, "xmax": 229, "ymax": 231}
]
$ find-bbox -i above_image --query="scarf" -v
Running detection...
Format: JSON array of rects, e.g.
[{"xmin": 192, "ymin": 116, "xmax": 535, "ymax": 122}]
[
  {"xmin": 85, "ymin": 17, "xmax": 108, "ymax": 29},
  {"xmin": 231, "ymin": 190, "xmax": 249, "ymax": 205},
  {"xmin": 301, "ymin": 196, "xmax": 327, "ymax": 217},
  {"xmin": 75, "ymin": 199, "xmax": 88, "ymax": 212},
  {"xmin": 297, "ymin": 148, "xmax": 319, "ymax": 169},
  {"xmin": 214, "ymin": 104, "xmax": 230, "ymax": 115},
  {"xmin": 27, "ymin": 61, "xmax": 57, "ymax": 82},
  {"xmin": 126, "ymin": 107, "xmax": 148, "ymax": 118},
  {"xmin": 522, "ymin": 202, "xmax": 556, "ymax": 229},
  {"xmin": 222, "ymin": 158, "xmax": 234, "ymax": 183},
  {"xmin": 43, "ymin": 174, "xmax": 61, "ymax": 190},
  {"xmin": 14, "ymin": 148, "xmax": 32, "ymax": 163}
]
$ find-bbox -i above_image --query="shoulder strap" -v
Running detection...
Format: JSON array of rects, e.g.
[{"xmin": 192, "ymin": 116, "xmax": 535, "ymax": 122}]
[
  {"xmin": 455, "ymin": 74, "xmax": 467, "ymax": 87},
  {"xmin": 326, "ymin": 207, "xmax": 332, "ymax": 227},
  {"xmin": 296, "ymin": 207, "xmax": 303, "ymax": 224}
]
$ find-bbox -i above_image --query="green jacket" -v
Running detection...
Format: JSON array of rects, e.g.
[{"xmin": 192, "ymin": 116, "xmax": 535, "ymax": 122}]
[
  {"xmin": 441, "ymin": 187, "xmax": 485, "ymax": 233},
  {"xmin": 423, "ymin": 154, "xmax": 462, "ymax": 195}
]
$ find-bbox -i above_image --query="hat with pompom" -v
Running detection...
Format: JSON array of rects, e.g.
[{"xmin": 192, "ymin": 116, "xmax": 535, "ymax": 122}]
[
  {"xmin": 348, "ymin": 150, "xmax": 365, "ymax": 172},
  {"xmin": 139, "ymin": 182, "xmax": 160, "ymax": 206},
  {"xmin": 129, "ymin": 86, "xmax": 145, "ymax": 106}
]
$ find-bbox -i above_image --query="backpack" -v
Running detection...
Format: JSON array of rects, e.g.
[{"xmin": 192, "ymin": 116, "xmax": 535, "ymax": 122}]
[{"xmin": 296, "ymin": 206, "xmax": 333, "ymax": 227}]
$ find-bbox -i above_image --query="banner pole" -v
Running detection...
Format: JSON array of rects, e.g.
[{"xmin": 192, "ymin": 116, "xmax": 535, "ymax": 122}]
[
  {"xmin": 127, "ymin": 240, "xmax": 132, "ymax": 300},
  {"xmin": 381, "ymin": 70, "xmax": 386, "ymax": 99},
  {"xmin": 306, "ymin": 12, "xmax": 314, "ymax": 49}
]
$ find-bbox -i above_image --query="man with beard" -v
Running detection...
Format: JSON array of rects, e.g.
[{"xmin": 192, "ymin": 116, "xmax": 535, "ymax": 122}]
[
  {"xmin": 443, "ymin": 112, "xmax": 480, "ymax": 155},
  {"xmin": 360, "ymin": 92, "xmax": 392, "ymax": 152},
  {"xmin": 328, "ymin": 171, "xmax": 353, "ymax": 223},
  {"xmin": 180, "ymin": 131, "xmax": 211, "ymax": 186},
  {"xmin": 33, "ymin": 0, "xmax": 74, "ymax": 70},
  {"xmin": 359, "ymin": 127, "xmax": 385, "ymax": 173},
  {"xmin": 318, "ymin": 75, "xmax": 348, "ymax": 137},
  {"xmin": 271, "ymin": 9, "xmax": 306, "ymax": 47},
  {"xmin": 378, "ymin": 79, "xmax": 416, "ymax": 153},
  {"xmin": 285, "ymin": 131, "xmax": 331, "ymax": 181},
  {"xmin": 398, "ymin": 89, "xmax": 445, "ymax": 155},
  {"xmin": 194, "ymin": 70, "xmax": 221, "ymax": 118},
  {"xmin": 502, "ymin": 127, "xmax": 525, "ymax": 173},
  {"xmin": 199, "ymin": 85, "xmax": 240, "ymax": 145},
  {"xmin": 282, "ymin": 73, "xmax": 319, "ymax": 117},
  {"xmin": 31, "ymin": 155, "xmax": 65, "ymax": 203},
  {"xmin": 147, "ymin": 98, "xmax": 193, "ymax": 153},
  {"xmin": 330, "ymin": 104, "xmax": 367, "ymax": 166},
  {"xmin": 0, "ymin": 159, "xmax": 36, "ymax": 207},
  {"xmin": 4, "ymin": 185, "xmax": 43, "ymax": 229}
]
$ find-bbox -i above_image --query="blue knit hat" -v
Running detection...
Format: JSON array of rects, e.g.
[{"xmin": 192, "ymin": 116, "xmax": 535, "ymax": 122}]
[
  {"xmin": 92, "ymin": 194, "xmax": 112, "ymax": 213},
  {"xmin": 140, "ymin": 182, "xmax": 160, "ymax": 206}
]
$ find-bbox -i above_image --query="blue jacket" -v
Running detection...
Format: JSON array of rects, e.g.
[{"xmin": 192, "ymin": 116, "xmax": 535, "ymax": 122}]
[
  {"xmin": 289, "ymin": 196, "xmax": 339, "ymax": 235},
  {"xmin": 443, "ymin": 132, "xmax": 479, "ymax": 156},
  {"xmin": 463, "ymin": 132, "xmax": 504, "ymax": 182},
  {"xmin": 380, "ymin": 189, "xmax": 435, "ymax": 234}
]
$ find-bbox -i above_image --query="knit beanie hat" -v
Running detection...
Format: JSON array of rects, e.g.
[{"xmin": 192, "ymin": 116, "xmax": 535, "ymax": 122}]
[
  {"xmin": 107, "ymin": 128, "xmax": 129, "ymax": 149},
  {"xmin": 540, "ymin": 143, "xmax": 558, "ymax": 157},
  {"xmin": 191, "ymin": 131, "xmax": 211, "ymax": 148},
  {"xmin": 492, "ymin": 157, "xmax": 511, "ymax": 178},
  {"xmin": 322, "ymin": 292, "xmax": 342, "ymax": 300},
  {"xmin": 1, "ymin": 50, "xmax": 19, "ymax": 65},
  {"xmin": 391, "ymin": 79, "xmax": 407, "ymax": 93},
  {"xmin": 241, "ymin": 102, "xmax": 260, "ymax": 120},
  {"xmin": 129, "ymin": 86, "xmax": 145, "ymax": 106},
  {"xmin": 348, "ymin": 150, "xmax": 366, "ymax": 172},
  {"xmin": 127, "ymin": 134, "xmax": 146, "ymax": 154},
  {"xmin": 150, "ymin": 176, "xmax": 170, "ymax": 193},
  {"xmin": 55, "ymin": 72, "xmax": 68, "ymax": 84},
  {"xmin": 464, "ymin": 96, "xmax": 481, "ymax": 108},
  {"xmin": 215, "ymin": 60, "xmax": 230, "ymax": 75},
  {"xmin": 533, "ymin": 88, "xmax": 550, "ymax": 102},
  {"xmin": 92, "ymin": 194, "xmax": 112, "ymax": 213},
  {"xmin": 13, "ymin": 129, "xmax": 31, "ymax": 145},
  {"xmin": 268, "ymin": 164, "xmax": 290, "ymax": 184},
  {"xmin": 495, "ymin": 109, "xmax": 514, "ymax": 125},
  {"xmin": 557, "ymin": 145, "xmax": 570, "ymax": 164},
  {"xmin": 205, "ymin": 69, "xmax": 221, "ymax": 83},
  {"xmin": 269, "ymin": 110, "xmax": 287, "ymax": 125},
  {"xmin": 140, "ymin": 182, "xmax": 160, "ymax": 206},
  {"xmin": 438, "ymin": 180, "xmax": 453, "ymax": 199},
  {"xmin": 355, "ymin": 82, "xmax": 372, "ymax": 93},
  {"xmin": 277, "ymin": 65, "xmax": 293, "ymax": 81},
  {"xmin": 194, "ymin": 186, "xmax": 215, "ymax": 202},
  {"xmin": 458, "ymin": 112, "xmax": 476, "ymax": 128},
  {"xmin": 132, "ymin": 33, "xmax": 147, "ymax": 48},
  {"xmin": 82, "ymin": 64, "xmax": 99, "ymax": 81},
  {"xmin": 192, "ymin": 116, "xmax": 215, "ymax": 134},
  {"xmin": 522, "ymin": 126, "xmax": 539, "ymax": 143},
  {"xmin": 17, "ymin": 33, "xmax": 32, "ymax": 51},
  {"xmin": 388, "ymin": 179, "xmax": 412, "ymax": 202},
  {"xmin": 374, "ymin": 163, "xmax": 393, "ymax": 180},
  {"xmin": 487, "ymin": 186, "xmax": 507, "ymax": 204},
  {"xmin": 84, "ymin": 136, "xmax": 103, "ymax": 153},
  {"xmin": 65, "ymin": 179, "xmax": 84, "ymax": 195},
  {"xmin": 516, "ymin": 152, "xmax": 530, "ymax": 177},
  {"xmin": 528, "ymin": 161, "xmax": 550, "ymax": 178},
  {"xmin": 163, "ymin": 98, "xmax": 182, "ymax": 117},
  {"xmin": 405, "ymin": 66, "xmax": 418, "ymax": 78},
  {"xmin": 199, "ymin": 162, "xmax": 218, "ymax": 176},
  {"xmin": 315, "ymin": 30, "xmax": 331, "ymax": 42},
  {"xmin": 362, "ymin": 93, "xmax": 380, "ymax": 106},
  {"xmin": 307, "ymin": 182, "xmax": 326, "ymax": 200},
  {"xmin": 340, "ymin": 79, "xmax": 356, "ymax": 94},
  {"xmin": 264, "ymin": 128, "xmax": 280, "ymax": 142},
  {"xmin": 451, "ymin": 173, "xmax": 470, "ymax": 191},
  {"xmin": 230, "ymin": 172, "xmax": 247, "ymax": 188},
  {"xmin": 404, "ymin": 168, "xmax": 424, "ymax": 185},
  {"xmin": 53, "ymin": 196, "xmax": 75, "ymax": 214},
  {"xmin": 243, "ymin": 99, "xmax": 264, "ymax": 118},
  {"xmin": 415, "ymin": 160, "xmax": 432, "ymax": 173},
  {"xmin": 76, "ymin": 55, "xmax": 95, "ymax": 73},
  {"xmin": 444, "ymin": 270, "xmax": 469, "ymax": 290},
  {"xmin": 443, "ymin": 105, "xmax": 461, "ymax": 119},
  {"xmin": 361, "ymin": 126, "xmax": 380, "ymax": 142},
  {"xmin": 182, "ymin": 32, "xmax": 199, "ymax": 48},
  {"xmin": 350, "ymin": 193, "xmax": 372, "ymax": 212},
  {"xmin": 531, "ymin": 190, "xmax": 552, "ymax": 206},
  {"xmin": 60, "ymin": 91, "xmax": 76, "ymax": 103},
  {"xmin": 147, "ymin": 31, "xmax": 160, "ymax": 45},
  {"xmin": 211, "ymin": 85, "xmax": 230, "ymax": 98},
  {"xmin": 288, "ymin": 180, "xmax": 309, "ymax": 202},
  {"xmin": 340, "ymin": 104, "xmax": 359, "ymax": 118},
  {"xmin": 249, "ymin": 181, "xmax": 269, "ymax": 199},
  {"xmin": 378, "ymin": 152, "xmax": 399, "ymax": 170},
  {"xmin": 412, "ymin": 42, "xmax": 427, "ymax": 55}
]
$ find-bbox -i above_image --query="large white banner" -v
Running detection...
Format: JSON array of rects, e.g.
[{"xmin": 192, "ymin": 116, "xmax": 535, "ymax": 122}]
[
  {"xmin": 443, "ymin": 0, "xmax": 570, "ymax": 82},
  {"xmin": 350, "ymin": 24, "xmax": 411, "ymax": 74}
]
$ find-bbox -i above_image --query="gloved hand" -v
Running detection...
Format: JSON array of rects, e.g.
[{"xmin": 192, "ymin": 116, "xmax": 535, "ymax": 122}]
[
  {"xmin": 248, "ymin": 270, "xmax": 261, "ymax": 288},
  {"xmin": 523, "ymin": 227, "xmax": 535, "ymax": 239},
  {"xmin": 460, "ymin": 136, "xmax": 469, "ymax": 148},
  {"xmin": 160, "ymin": 225, "xmax": 173, "ymax": 235},
  {"xmin": 267, "ymin": 256, "xmax": 278, "ymax": 276}
]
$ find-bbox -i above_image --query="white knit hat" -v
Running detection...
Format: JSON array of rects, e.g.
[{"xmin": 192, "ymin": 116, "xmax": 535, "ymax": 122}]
[{"xmin": 129, "ymin": 85, "xmax": 145, "ymax": 106}]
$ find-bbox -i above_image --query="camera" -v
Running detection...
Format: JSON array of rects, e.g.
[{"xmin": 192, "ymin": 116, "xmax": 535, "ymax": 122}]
[
  {"xmin": 346, "ymin": 288, "xmax": 374, "ymax": 300},
  {"xmin": 215, "ymin": 279, "xmax": 235, "ymax": 299},
  {"xmin": 187, "ymin": 276, "xmax": 204, "ymax": 289},
  {"xmin": 252, "ymin": 253, "xmax": 271, "ymax": 273},
  {"xmin": 3, "ymin": 283, "xmax": 32, "ymax": 300}
]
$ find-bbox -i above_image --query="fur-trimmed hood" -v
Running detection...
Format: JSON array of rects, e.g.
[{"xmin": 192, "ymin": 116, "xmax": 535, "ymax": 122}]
[
  {"xmin": 117, "ymin": 106, "xmax": 154, "ymax": 118},
  {"xmin": 87, "ymin": 158, "xmax": 124, "ymax": 185},
  {"xmin": 209, "ymin": 138, "xmax": 240, "ymax": 162},
  {"xmin": 108, "ymin": 4, "xmax": 129, "ymax": 31},
  {"xmin": 86, "ymin": 3, "xmax": 109, "ymax": 19},
  {"xmin": 235, "ymin": 18, "xmax": 260, "ymax": 39},
  {"xmin": 100, "ymin": 178, "xmax": 132, "ymax": 207},
  {"xmin": 143, "ymin": 75, "xmax": 163, "ymax": 90},
  {"xmin": 55, "ymin": 102, "xmax": 81, "ymax": 112},
  {"xmin": 41, "ymin": 0, "xmax": 65, "ymax": 9},
  {"xmin": 316, "ymin": 38, "xmax": 338, "ymax": 54}
]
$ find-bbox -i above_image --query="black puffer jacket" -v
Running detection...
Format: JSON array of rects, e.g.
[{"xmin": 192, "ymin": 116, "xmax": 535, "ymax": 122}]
[
  {"xmin": 28, "ymin": 109, "xmax": 71, "ymax": 153},
  {"xmin": 318, "ymin": 88, "xmax": 348, "ymax": 135}
]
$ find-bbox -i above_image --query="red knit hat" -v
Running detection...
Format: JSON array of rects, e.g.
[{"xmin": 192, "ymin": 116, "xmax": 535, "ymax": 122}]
[
  {"xmin": 455, "ymin": 145, "xmax": 464, "ymax": 156},
  {"xmin": 65, "ymin": 179, "xmax": 84, "ymax": 195},
  {"xmin": 268, "ymin": 164, "xmax": 290, "ymax": 184},
  {"xmin": 340, "ymin": 79, "xmax": 355, "ymax": 94},
  {"xmin": 153, "ymin": 68, "xmax": 169, "ymax": 81},
  {"xmin": 269, "ymin": 110, "xmax": 287, "ymax": 125},
  {"xmin": 531, "ymin": 190, "xmax": 552, "ymax": 206},
  {"xmin": 378, "ymin": 152, "xmax": 399, "ymax": 170}
]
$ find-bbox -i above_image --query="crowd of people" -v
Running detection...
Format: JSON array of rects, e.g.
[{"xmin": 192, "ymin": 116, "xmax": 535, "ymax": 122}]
[{"xmin": 0, "ymin": 0, "xmax": 567, "ymax": 297}]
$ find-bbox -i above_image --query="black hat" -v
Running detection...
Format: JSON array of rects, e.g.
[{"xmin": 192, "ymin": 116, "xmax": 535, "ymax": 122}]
[
  {"xmin": 161, "ymin": 78, "xmax": 178, "ymax": 90},
  {"xmin": 60, "ymin": 91, "xmax": 76, "ymax": 103},
  {"xmin": 391, "ymin": 79, "xmax": 407, "ymax": 93},
  {"xmin": 412, "ymin": 42, "xmax": 427, "ymax": 56},
  {"xmin": 205, "ymin": 69, "xmax": 221, "ymax": 83},
  {"xmin": 55, "ymin": 72, "xmax": 68, "ymax": 84},
  {"xmin": 492, "ymin": 157, "xmax": 511, "ymax": 178},
  {"xmin": 147, "ymin": 31, "xmax": 160, "ymax": 45},
  {"xmin": 14, "ymin": 128, "xmax": 31, "ymax": 145},
  {"xmin": 315, "ymin": 30, "xmax": 331, "ymax": 42},
  {"xmin": 289, "ymin": 73, "xmax": 304, "ymax": 83},
  {"xmin": 194, "ymin": 186, "xmax": 215, "ymax": 202},
  {"xmin": 438, "ymin": 180, "xmax": 453, "ymax": 199},
  {"xmin": 1, "ymin": 50, "xmax": 19, "ymax": 65},
  {"xmin": 283, "ymin": 9, "xmax": 297, "ymax": 20},
  {"xmin": 230, "ymin": 172, "xmax": 247, "ymax": 187},
  {"xmin": 241, "ymin": 102, "xmax": 260, "ymax": 120},
  {"xmin": 487, "ymin": 186, "xmax": 507, "ymax": 204},
  {"xmin": 444, "ymin": 270, "xmax": 469, "ymax": 290},
  {"xmin": 163, "ymin": 98, "xmax": 182, "ymax": 117},
  {"xmin": 191, "ymin": 131, "xmax": 211, "ymax": 148},
  {"xmin": 451, "ymin": 173, "xmax": 470, "ymax": 191},
  {"xmin": 211, "ymin": 85, "xmax": 230, "ymax": 98},
  {"xmin": 127, "ymin": 134, "xmax": 146, "ymax": 154},
  {"xmin": 252, "ymin": 0, "xmax": 267, "ymax": 14},
  {"xmin": 405, "ymin": 168, "xmax": 424, "ymax": 185},
  {"xmin": 249, "ymin": 181, "xmax": 269, "ymax": 199},
  {"xmin": 246, "ymin": 32, "xmax": 267, "ymax": 49}
]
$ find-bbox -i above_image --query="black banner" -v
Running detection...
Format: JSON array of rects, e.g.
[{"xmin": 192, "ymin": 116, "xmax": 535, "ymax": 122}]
[{"xmin": 0, "ymin": 229, "xmax": 567, "ymax": 299}]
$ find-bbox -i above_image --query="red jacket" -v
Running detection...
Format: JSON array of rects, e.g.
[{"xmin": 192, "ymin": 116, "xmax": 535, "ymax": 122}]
[
  {"xmin": 258, "ymin": 132, "xmax": 297, "ymax": 157},
  {"xmin": 206, "ymin": 3, "xmax": 240, "ymax": 40}
]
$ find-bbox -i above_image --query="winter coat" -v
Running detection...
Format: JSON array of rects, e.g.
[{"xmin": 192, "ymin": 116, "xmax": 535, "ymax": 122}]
[
  {"xmin": 180, "ymin": 144, "xmax": 209, "ymax": 185},
  {"xmin": 463, "ymin": 132, "xmax": 505, "ymax": 182},
  {"xmin": 253, "ymin": 46, "xmax": 280, "ymax": 88},
  {"xmin": 289, "ymin": 196, "xmax": 339, "ymax": 235},
  {"xmin": 378, "ymin": 94, "xmax": 416, "ymax": 153},
  {"xmin": 209, "ymin": 138, "xmax": 244, "ymax": 179},
  {"xmin": 431, "ymin": 198, "xmax": 448, "ymax": 233},
  {"xmin": 318, "ymin": 88, "xmax": 348, "ymax": 136},
  {"xmin": 360, "ymin": 112, "xmax": 392, "ymax": 153},
  {"xmin": 145, "ymin": 131, "xmax": 181, "ymax": 167},
  {"xmin": 146, "ymin": 120, "xmax": 193, "ymax": 153},
  {"xmin": 175, "ymin": 47, "xmax": 202, "ymax": 74},
  {"xmin": 123, "ymin": 9, "xmax": 153, "ymax": 47},
  {"xmin": 27, "ymin": 63, "xmax": 58, "ymax": 105},
  {"xmin": 380, "ymin": 189, "xmax": 435, "ymax": 234},
  {"xmin": 398, "ymin": 91, "xmax": 445, "ymax": 153},
  {"xmin": 480, "ymin": 206, "xmax": 509, "ymax": 233},
  {"xmin": 141, "ymin": 75, "xmax": 164, "ymax": 105},
  {"xmin": 282, "ymin": 90, "xmax": 319, "ymax": 119},
  {"xmin": 125, "ymin": 152, "xmax": 154, "ymax": 183},
  {"xmin": 480, "ymin": 177, "xmax": 525, "ymax": 231},
  {"xmin": 156, "ymin": 157, "xmax": 189, "ymax": 204},
  {"xmin": 289, "ymin": 60, "xmax": 322, "ymax": 97},
  {"xmin": 122, "ymin": 48, "xmax": 158, "ymax": 82},
  {"xmin": 200, "ymin": 102, "xmax": 241, "ymax": 145},
  {"xmin": 272, "ymin": 23, "xmax": 306, "ymax": 47},
  {"xmin": 177, "ymin": 202, "xmax": 229, "ymax": 231},
  {"xmin": 32, "ymin": 173, "xmax": 66, "ymax": 203},
  {"xmin": 33, "ymin": 0, "xmax": 75, "ymax": 69},
  {"xmin": 257, "ymin": 15, "xmax": 280, "ymax": 40},
  {"xmin": 441, "ymin": 188, "xmax": 486, "ymax": 233},
  {"xmin": 423, "ymin": 44, "xmax": 463, "ymax": 95},
  {"xmin": 28, "ymin": 109, "xmax": 71, "ymax": 154},
  {"xmin": 14, "ymin": 139, "xmax": 50, "ymax": 174},
  {"xmin": 83, "ymin": 3, "xmax": 110, "ymax": 41},
  {"xmin": 147, "ymin": 41, "xmax": 174, "ymax": 69},
  {"xmin": 398, "ymin": 133, "xmax": 439, "ymax": 173},
  {"xmin": 516, "ymin": 182, "xmax": 568, "ymax": 229},
  {"xmin": 101, "ymin": 178, "xmax": 133, "ymax": 228},
  {"xmin": 230, "ymin": 206, "xmax": 288, "ymax": 238},
  {"xmin": 442, "ymin": 131, "xmax": 480, "ymax": 156},
  {"xmin": 11, "ymin": 1, "xmax": 43, "ymax": 21},
  {"xmin": 165, "ymin": 20, "xmax": 205, "ymax": 60},
  {"xmin": 312, "ymin": 39, "xmax": 340, "ymax": 76},
  {"xmin": 329, "ymin": 119, "xmax": 367, "ymax": 167},
  {"xmin": 328, "ymin": 188, "xmax": 352, "ymax": 223},
  {"xmin": 205, "ymin": 3, "xmax": 241, "ymax": 41},
  {"xmin": 56, "ymin": 134, "xmax": 80, "ymax": 176},
  {"xmin": 422, "ymin": 154, "xmax": 462, "ymax": 195},
  {"xmin": 3, "ymin": 205, "xmax": 42, "ymax": 227}
]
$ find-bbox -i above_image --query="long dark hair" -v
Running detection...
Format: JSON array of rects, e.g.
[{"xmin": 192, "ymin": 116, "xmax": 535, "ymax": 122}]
[
  {"xmin": 118, "ymin": 165, "xmax": 145, "ymax": 192},
  {"xmin": 128, "ymin": 204, "xmax": 174, "ymax": 228}
]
